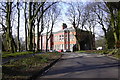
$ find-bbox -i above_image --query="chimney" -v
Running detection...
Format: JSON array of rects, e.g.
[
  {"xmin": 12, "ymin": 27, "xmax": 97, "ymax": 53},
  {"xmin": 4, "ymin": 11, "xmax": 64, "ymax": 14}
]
[{"xmin": 62, "ymin": 23, "xmax": 67, "ymax": 29}]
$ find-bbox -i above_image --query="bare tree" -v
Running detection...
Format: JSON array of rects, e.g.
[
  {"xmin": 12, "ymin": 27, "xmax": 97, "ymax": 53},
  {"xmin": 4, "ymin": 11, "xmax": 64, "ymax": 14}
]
[
  {"xmin": 0, "ymin": 2, "xmax": 17, "ymax": 52},
  {"xmin": 36, "ymin": 2, "xmax": 44, "ymax": 51},
  {"xmin": 44, "ymin": 4, "xmax": 61, "ymax": 52},
  {"xmin": 66, "ymin": 2, "xmax": 89, "ymax": 50},
  {"xmin": 90, "ymin": 2, "xmax": 115, "ymax": 49},
  {"xmin": 27, "ymin": 2, "xmax": 57, "ymax": 51},
  {"xmin": 32, "ymin": 3, "xmax": 36, "ymax": 51},
  {"xmin": 34, "ymin": 2, "xmax": 58, "ymax": 51},
  {"xmin": 83, "ymin": 4, "xmax": 97, "ymax": 50}
]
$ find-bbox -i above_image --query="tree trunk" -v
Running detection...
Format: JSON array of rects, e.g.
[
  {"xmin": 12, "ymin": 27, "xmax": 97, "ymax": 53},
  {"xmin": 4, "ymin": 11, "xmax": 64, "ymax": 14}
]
[
  {"xmin": 33, "ymin": 3, "xmax": 36, "ymax": 51},
  {"xmin": 118, "ymin": 9, "xmax": 120, "ymax": 40},
  {"xmin": 37, "ymin": 3, "xmax": 44, "ymax": 51},
  {"xmin": 37, "ymin": 18, "xmax": 40, "ymax": 51},
  {"xmin": 46, "ymin": 39, "xmax": 48, "ymax": 52},
  {"xmin": 102, "ymin": 27, "xmax": 109, "ymax": 49},
  {"xmin": 24, "ymin": 2, "xmax": 27, "ymax": 51},
  {"xmin": 73, "ymin": 21, "xmax": 81, "ymax": 51},
  {"xmin": 17, "ymin": 2, "xmax": 20, "ymax": 52},
  {"xmin": 117, "ymin": 8, "xmax": 120, "ymax": 48},
  {"xmin": 46, "ymin": 32, "xmax": 48, "ymax": 52},
  {"xmin": 75, "ymin": 34, "xmax": 81, "ymax": 50},
  {"xmin": 105, "ymin": 2, "xmax": 120, "ymax": 48},
  {"xmin": 41, "ymin": 35, "xmax": 43, "ymax": 51},
  {"xmin": 6, "ymin": 2, "xmax": 15, "ymax": 52},
  {"xmin": 88, "ymin": 33, "xmax": 93, "ymax": 50},
  {"xmin": 28, "ymin": 2, "xmax": 33, "ymax": 51},
  {"xmin": 33, "ymin": 26, "xmax": 35, "ymax": 51}
]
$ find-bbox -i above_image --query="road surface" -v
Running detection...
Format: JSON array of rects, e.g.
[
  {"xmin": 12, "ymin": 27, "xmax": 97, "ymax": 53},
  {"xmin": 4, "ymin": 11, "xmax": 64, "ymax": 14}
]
[{"xmin": 36, "ymin": 52, "xmax": 119, "ymax": 80}]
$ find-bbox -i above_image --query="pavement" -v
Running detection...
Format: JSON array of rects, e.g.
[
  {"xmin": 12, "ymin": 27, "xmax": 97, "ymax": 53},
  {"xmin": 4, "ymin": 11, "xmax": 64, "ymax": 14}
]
[{"xmin": 36, "ymin": 52, "xmax": 119, "ymax": 80}]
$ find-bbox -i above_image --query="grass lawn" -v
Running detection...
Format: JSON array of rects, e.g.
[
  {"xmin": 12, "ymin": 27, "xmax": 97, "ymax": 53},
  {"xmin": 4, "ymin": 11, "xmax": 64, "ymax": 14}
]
[
  {"xmin": 76, "ymin": 49, "xmax": 120, "ymax": 59},
  {"xmin": 2, "ymin": 51, "xmax": 38, "ymax": 58},
  {"xmin": 75, "ymin": 50, "xmax": 86, "ymax": 53},
  {"xmin": 2, "ymin": 52, "xmax": 62, "ymax": 80}
]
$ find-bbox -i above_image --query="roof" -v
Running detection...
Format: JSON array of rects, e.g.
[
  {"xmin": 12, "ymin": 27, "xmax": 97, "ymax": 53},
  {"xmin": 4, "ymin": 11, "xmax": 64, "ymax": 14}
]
[
  {"xmin": 53, "ymin": 27, "xmax": 75, "ymax": 34},
  {"xmin": 40, "ymin": 27, "xmax": 92, "ymax": 36}
]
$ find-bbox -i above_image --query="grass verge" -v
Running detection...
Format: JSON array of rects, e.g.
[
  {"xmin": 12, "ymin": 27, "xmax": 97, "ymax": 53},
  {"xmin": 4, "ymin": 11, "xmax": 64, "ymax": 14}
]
[
  {"xmin": 76, "ymin": 49, "xmax": 120, "ymax": 59},
  {"xmin": 2, "ymin": 51, "xmax": 35, "ymax": 58},
  {"xmin": 75, "ymin": 50, "xmax": 86, "ymax": 53},
  {"xmin": 2, "ymin": 52, "xmax": 62, "ymax": 80}
]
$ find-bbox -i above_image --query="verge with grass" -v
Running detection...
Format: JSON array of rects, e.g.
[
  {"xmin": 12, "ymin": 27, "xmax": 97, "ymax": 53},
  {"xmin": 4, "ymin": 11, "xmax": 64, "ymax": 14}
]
[
  {"xmin": 75, "ymin": 50, "xmax": 86, "ymax": 53},
  {"xmin": 76, "ymin": 49, "xmax": 120, "ymax": 59},
  {"xmin": 2, "ymin": 52, "xmax": 62, "ymax": 80},
  {"xmin": 2, "ymin": 51, "xmax": 35, "ymax": 58}
]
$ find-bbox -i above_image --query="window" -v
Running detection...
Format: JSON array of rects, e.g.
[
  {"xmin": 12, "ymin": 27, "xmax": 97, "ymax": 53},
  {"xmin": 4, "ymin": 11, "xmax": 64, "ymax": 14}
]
[
  {"xmin": 61, "ymin": 35, "xmax": 64, "ymax": 41},
  {"xmin": 70, "ymin": 34, "xmax": 74, "ymax": 41},
  {"xmin": 59, "ymin": 35, "xmax": 61, "ymax": 41},
  {"xmin": 56, "ymin": 36, "xmax": 58, "ymax": 41},
  {"xmin": 54, "ymin": 36, "xmax": 56, "ymax": 41},
  {"xmin": 54, "ymin": 45, "xmax": 56, "ymax": 49},
  {"xmin": 66, "ymin": 44, "xmax": 68, "ymax": 49}
]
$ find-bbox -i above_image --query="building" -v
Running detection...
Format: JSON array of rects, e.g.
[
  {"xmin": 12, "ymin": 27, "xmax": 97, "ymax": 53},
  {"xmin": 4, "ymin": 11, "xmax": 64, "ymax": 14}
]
[{"xmin": 36, "ymin": 23, "xmax": 95, "ymax": 52}]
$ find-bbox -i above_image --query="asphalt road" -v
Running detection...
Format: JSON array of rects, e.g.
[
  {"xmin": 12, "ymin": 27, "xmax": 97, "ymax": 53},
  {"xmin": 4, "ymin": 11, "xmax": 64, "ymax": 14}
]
[{"xmin": 36, "ymin": 52, "xmax": 119, "ymax": 80}]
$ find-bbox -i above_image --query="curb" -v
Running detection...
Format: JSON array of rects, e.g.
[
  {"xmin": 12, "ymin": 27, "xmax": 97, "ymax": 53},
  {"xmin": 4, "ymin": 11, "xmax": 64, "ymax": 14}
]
[
  {"xmin": 76, "ymin": 52, "xmax": 119, "ymax": 60},
  {"xmin": 105, "ymin": 55, "xmax": 119, "ymax": 60},
  {"xmin": 98, "ymin": 53, "xmax": 119, "ymax": 61},
  {"xmin": 27, "ymin": 54, "xmax": 63, "ymax": 80}
]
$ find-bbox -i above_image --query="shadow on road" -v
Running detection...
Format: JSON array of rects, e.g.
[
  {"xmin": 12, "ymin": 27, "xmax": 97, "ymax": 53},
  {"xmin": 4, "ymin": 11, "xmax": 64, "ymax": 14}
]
[{"xmin": 44, "ymin": 56, "xmax": 119, "ymax": 76}]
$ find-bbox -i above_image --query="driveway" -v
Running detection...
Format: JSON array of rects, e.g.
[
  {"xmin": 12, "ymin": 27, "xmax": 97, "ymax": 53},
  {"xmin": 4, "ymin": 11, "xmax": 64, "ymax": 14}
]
[{"xmin": 36, "ymin": 52, "xmax": 119, "ymax": 80}]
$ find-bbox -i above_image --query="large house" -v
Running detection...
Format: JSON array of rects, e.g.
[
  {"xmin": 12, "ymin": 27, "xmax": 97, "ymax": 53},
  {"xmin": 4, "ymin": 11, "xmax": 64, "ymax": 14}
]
[{"xmin": 36, "ymin": 23, "xmax": 95, "ymax": 52}]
